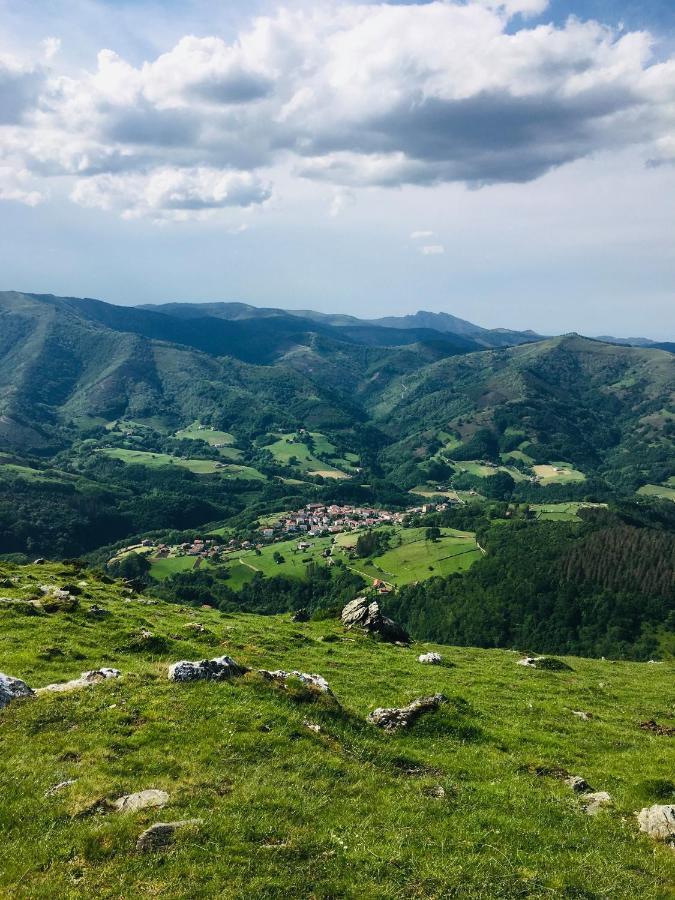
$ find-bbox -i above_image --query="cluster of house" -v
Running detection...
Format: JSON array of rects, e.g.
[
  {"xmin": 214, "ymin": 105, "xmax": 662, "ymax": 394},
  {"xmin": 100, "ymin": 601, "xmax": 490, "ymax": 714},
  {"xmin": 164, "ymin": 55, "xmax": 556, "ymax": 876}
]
[{"xmin": 257, "ymin": 503, "xmax": 405, "ymax": 541}]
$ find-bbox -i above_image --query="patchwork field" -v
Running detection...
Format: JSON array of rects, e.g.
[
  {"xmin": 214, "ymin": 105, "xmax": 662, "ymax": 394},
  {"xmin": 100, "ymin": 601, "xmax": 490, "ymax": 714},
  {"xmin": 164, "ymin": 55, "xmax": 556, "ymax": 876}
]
[{"xmin": 212, "ymin": 526, "xmax": 482, "ymax": 591}]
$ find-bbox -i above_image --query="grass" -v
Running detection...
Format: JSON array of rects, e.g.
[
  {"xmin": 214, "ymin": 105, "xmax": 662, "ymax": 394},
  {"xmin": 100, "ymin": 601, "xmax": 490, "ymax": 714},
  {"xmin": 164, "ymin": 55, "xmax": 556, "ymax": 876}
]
[
  {"xmin": 148, "ymin": 556, "xmax": 212, "ymax": 579},
  {"xmin": 98, "ymin": 450, "xmax": 263, "ymax": 480},
  {"xmin": 638, "ymin": 483, "xmax": 675, "ymax": 502},
  {"xmin": 530, "ymin": 502, "xmax": 607, "ymax": 522},
  {"xmin": 175, "ymin": 423, "xmax": 236, "ymax": 446},
  {"xmin": 453, "ymin": 460, "xmax": 528, "ymax": 482},
  {"xmin": 98, "ymin": 449, "xmax": 221, "ymax": 475},
  {"xmin": 209, "ymin": 526, "xmax": 481, "ymax": 590},
  {"xmin": 0, "ymin": 562, "xmax": 673, "ymax": 897},
  {"xmin": 264, "ymin": 433, "xmax": 352, "ymax": 479},
  {"xmin": 532, "ymin": 464, "xmax": 586, "ymax": 484}
]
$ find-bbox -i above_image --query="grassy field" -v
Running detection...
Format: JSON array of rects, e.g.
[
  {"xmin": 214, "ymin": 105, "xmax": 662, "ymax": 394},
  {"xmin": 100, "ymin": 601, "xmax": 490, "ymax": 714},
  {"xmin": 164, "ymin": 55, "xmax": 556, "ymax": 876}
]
[
  {"xmin": 98, "ymin": 450, "xmax": 263, "ymax": 480},
  {"xmin": 99, "ymin": 449, "xmax": 221, "ymax": 475},
  {"xmin": 208, "ymin": 526, "xmax": 482, "ymax": 591},
  {"xmin": 638, "ymin": 483, "xmax": 675, "ymax": 502},
  {"xmin": 455, "ymin": 460, "xmax": 528, "ymax": 483},
  {"xmin": 0, "ymin": 562, "xmax": 673, "ymax": 898},
  {"xmin": 264, "ymin": 433, "xmax": 352, "ymax": 479},
  {"xmin": 533, "ymin": 463, "xmax": 586, "ymax": 484},
  {"xmin": 530, "ymin": 502, "xmax": 607, "ymax": 521},
  {"xmin": 175, "ymin": 423, "xmax": 236, "ymax": 446}
]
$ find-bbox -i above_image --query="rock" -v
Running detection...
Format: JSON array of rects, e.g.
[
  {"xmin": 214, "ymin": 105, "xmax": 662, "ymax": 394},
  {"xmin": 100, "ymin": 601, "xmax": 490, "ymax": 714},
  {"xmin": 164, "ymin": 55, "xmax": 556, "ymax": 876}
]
[
  {"xmin": 259, "ymin": 670, "xmax": 332, "ymax": 694},
  {"xmin": 136, "ymin": 819, "xmax": 203, "ymax": 853},
  {"xmin": 33, "ymin": 558, "xmax": 46, "ymax": 565},
  {"xmin": 571, "ymin": 710, "xmax": 592, "ymax": 721},
  {"xmin": 184, "ymin": 622, "xmax": 205, "ymax": 632},
  {"xmin": 291, "ymin": 608, "xmax": 310, "ymax": 623},
  {"xmin": 0, "ymin": 672, "xmax": 34, "ymax": 709},
  {"xmin": 367, "ymin": 694, "xmax": 447, "ymax": 732},
  {"xmin": 564, "ymin": 775, "xmax": 591, "ymax": 793},
  {"xmin": 637, "ymin": 804, "xmax": 675, "ymax": 844},
  {"xmin": 168, "ymin": 655, "xmax": 246, "ymax": 682},
  {"xmin": 303, "ymin": 720, "xmax": 321, "ymax": 733},
  {"xmin": 517, "ymin": 656, "xmax": 571, "ymax": 671},
  {"xmin": 37, "ymin": 668, "xmax": 121, "ymax": 694},
  {"xmin": 581, "ymin": 791, "xmax": 612, "ymax": 816},
  {"xmin": 86, "ymin": 605, "xmax": 110, "ymax": 619},
  {"xmin": 112, "ymin": 789, "xmax": 169, "ymax": 814},
  {"xmin": 423, "ymin": 785, "xmax": 446, "ymax": 799},
  {"xmin": 418, "ymin": 652, "xmax": 442, "ymax": 665},
  {"xmin": 639, "ymin": 719, "xmax": 675, "ymax": 736},
  {"xmin": 341, "ymin": 596, "xmax": 410, "ymax": 644},
  {"xmin": 45, "ymin": 779, "xmax": 77, "ymax": 797}
]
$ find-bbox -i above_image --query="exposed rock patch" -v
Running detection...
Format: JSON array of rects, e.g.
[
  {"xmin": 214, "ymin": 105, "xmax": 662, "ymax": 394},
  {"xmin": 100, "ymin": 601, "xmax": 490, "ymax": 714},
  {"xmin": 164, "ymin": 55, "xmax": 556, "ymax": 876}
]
[
  {"xmin": 581, "ymin": 791, "xmax": 612, "ymax": 816},
  {"xmin": 418, "ymin": 652, "xmax": 442, "ymax": 665},
  {"xmin": 259, "ymin": 670, "xmax": 332, "ymax": 694},
  {"xmin": 517, "ymin": 656, "xmax": 572, "ymax": 671},
  {"xmin": 341, "ymin": 597, "xmax": 409, "ymax": 643},
  {"xmin": 639, "ymin": 719, "xmax": 675, "ymax": 737},
  {"xmin": 637, "ymin": 804, "xmax": 675, "ymax": 845},
  {"xmin": 571, "ymin": 710, "xmax": 592, "ymax": 721},
  {"xmin": 168, "ymin": 656, "xmax": 247, "ymax": 682},
  {"xmin": 136, "ymin": 819, "xmax": 203, "ymax": 852},
  {"xmin": 367, "ymin": 694, "xmax": 447, "ymax": 732},
  {"xmin": 0, "ymin": 672, "xmax": 34, "ymax": 709},
  {"xmin": 112, "ymin": 789, "xmax": 169, "ymax": 814},
  {"xmin": 37, "ymin": 668, "xmax": 121, "ymax": 694}
]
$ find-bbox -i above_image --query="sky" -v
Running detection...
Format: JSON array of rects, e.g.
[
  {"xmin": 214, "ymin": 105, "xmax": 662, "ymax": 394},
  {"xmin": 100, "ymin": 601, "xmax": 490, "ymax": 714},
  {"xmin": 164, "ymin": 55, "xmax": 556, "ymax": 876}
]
[{"xmin": 0, "ymin": 0, "xmax": 674, "ymax": 338}]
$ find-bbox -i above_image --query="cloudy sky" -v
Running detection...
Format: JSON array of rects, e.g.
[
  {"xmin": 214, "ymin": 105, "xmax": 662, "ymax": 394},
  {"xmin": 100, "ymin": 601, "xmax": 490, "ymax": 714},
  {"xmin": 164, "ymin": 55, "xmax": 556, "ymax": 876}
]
[{"xmin": 1, "ymin": 0, "xmax": 674, "ymax": 338}]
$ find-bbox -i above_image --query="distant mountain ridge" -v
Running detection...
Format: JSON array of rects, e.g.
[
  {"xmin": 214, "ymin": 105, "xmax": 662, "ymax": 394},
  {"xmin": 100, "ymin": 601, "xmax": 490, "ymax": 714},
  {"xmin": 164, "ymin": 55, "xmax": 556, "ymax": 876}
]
[{"xmin": 140, "ymin": 301, "xmax": 540, "ymax": 348}]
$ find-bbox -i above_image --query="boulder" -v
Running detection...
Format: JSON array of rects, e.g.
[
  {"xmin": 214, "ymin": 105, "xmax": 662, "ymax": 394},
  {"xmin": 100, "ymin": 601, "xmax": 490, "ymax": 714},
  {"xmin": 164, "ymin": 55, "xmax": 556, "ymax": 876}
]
[
  {"xmin": 367, "ymin": 693, "xmax": 447, "ymax": 732},
  {"xmin": 637, "ymin": 804, "xmax": 675, "ymax": 844},
  {"xmin": 86, "ymin": 605, "xmax": 110, "ymax": 619},
  {"xmin": 341, "ymin": 597, "xmax": 409, "ymax": 644},
  {"xmin": 136, "ymin": 819, "xmax": 203, "ymax": 853},
  {"xmin": 37, "ymin": 668, "xmax": 121, "ymax": 694},
  {"xmin": 581, "ymin": 791, "xmax": 612, "ymax": 816},
  {"xmin": 168, "ymin": 655, "xmax": 246, "ymax": 682},
  {"xmin": 0, "ymin": 672, "xmax": 34, "ymax": 709},
  {"xmin": 418, "ymin": 652, "xmax": 442, "ymax": 665},
  {"xmin": 259, "ymin": 670, "xmax": 332, "ymax": 694},
  {"xmin": 112, "ymin": 789, "xmax": 169, "ymax": 814},
  {"xmin": 571, "ymin": 710, "xmax": 592, "ymax": 721}
]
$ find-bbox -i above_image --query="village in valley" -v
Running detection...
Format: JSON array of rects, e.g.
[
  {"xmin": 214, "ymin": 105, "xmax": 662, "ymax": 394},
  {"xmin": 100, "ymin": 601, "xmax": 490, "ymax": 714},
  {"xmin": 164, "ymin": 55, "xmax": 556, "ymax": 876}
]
[{"xmin": 107, "ymin": 500, "xmax": 458, "ymax": 574}]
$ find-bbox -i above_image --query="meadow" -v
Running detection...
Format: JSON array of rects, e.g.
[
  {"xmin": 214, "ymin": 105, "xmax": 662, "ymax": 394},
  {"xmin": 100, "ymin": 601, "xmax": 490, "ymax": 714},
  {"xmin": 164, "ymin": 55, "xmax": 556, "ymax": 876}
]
[
  {"xmin": 263, "ymin": 432, "xmax": 354, "ymax": 479},
  {"xmin": 0, "ymin": 562, "xmax": 672, "ymax": 898}
]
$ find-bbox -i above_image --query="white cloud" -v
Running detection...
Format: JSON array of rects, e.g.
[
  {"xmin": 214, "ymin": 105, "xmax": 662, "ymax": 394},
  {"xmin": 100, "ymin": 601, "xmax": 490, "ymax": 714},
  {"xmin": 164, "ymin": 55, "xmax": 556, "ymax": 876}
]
[
  {"xmin": 0, "ymin": 165, "xmax": 44, "ymax": 206},
  {"xmin": 70, "ymin": 167, "xmax": 271, "ymax": 220},
  {"xmin": 411, "ymin": 230, "xmax": 434, "ymax": 239},
  {"xmin": 1, "ymin": 2, "xmax": 675, "ymax": 220},
  {"xmin": 420, "ymin": 244, "xmax": 445, "ymax": 255}
]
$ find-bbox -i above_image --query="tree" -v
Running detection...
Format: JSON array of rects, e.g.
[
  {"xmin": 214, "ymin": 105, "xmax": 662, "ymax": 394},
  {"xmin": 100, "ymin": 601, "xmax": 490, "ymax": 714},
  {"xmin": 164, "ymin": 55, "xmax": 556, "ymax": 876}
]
[{"xmin": 425, "ymin": 526, "xmax": 441, "ymax": 542}]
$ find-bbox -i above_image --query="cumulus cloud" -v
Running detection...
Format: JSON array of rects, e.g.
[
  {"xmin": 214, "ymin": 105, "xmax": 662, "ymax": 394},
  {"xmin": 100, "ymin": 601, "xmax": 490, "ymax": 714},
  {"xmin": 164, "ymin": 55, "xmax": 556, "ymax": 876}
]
[
  {"xmin": 0, "ymin": 1, "xmax": 674, "ymax": 219},
  {"xmin": 70, "ymin": 167, "xmax": 271, "ymax": 220},
  {"xmin": 420, "ymin": 244, "xmax": 445, "ymax": 255},
  {"xmin": 0, "ymin": 165, "xmax": 44, "ymax": 206}
]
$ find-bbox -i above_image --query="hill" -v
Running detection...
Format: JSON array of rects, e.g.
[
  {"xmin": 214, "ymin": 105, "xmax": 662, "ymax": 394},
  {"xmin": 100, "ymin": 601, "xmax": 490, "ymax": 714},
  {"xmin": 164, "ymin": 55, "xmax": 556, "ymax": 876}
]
[{"xmin": 0, "ymin": 560, "xmax": 673, "ymax": 897}]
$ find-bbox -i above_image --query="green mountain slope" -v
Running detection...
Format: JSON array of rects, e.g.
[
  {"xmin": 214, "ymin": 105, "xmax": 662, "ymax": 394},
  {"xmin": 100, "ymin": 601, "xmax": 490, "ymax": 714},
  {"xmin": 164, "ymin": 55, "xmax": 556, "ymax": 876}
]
[{"xmin": 0, "ymin": 561, "xmax": 673, "ymax": 898}]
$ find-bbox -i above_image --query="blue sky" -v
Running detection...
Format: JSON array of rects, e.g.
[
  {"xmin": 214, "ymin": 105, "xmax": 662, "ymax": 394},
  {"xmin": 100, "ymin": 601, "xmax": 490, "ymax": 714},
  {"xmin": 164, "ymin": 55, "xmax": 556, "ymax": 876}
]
[{"xmin": 0, "ymin": 0, "xmax": 673, "ymax": 338}]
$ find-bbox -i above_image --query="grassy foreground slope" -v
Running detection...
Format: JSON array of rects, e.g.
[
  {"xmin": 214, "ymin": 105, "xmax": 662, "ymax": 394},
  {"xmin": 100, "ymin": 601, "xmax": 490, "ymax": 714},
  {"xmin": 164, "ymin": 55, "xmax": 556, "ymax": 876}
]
[{"xmin": 0, "ymin": 563, "xmax": 674, "ymax": 898}]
